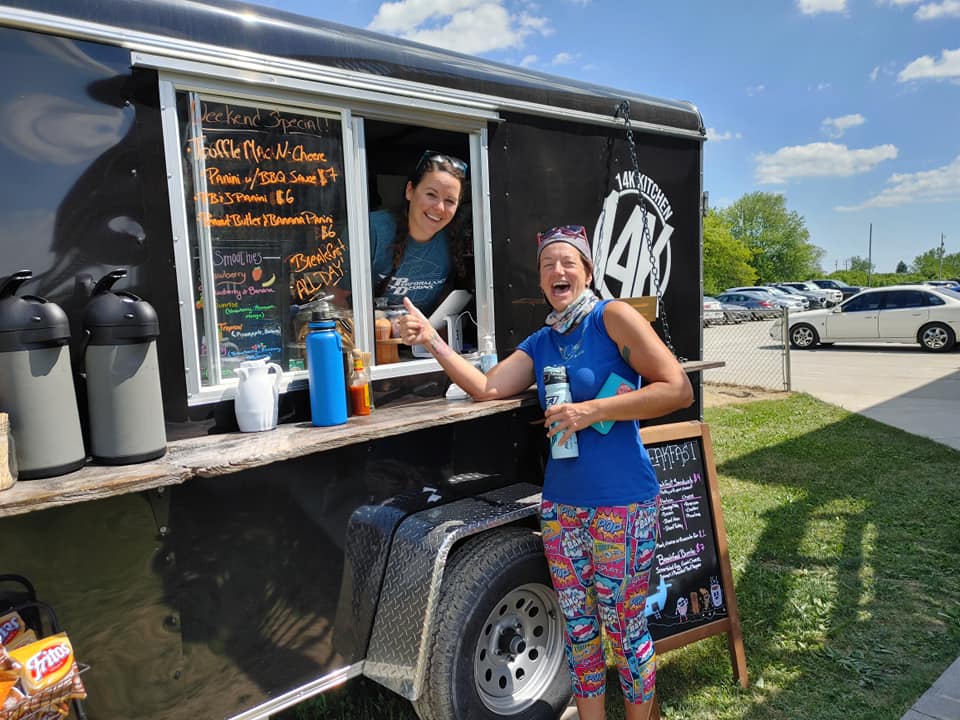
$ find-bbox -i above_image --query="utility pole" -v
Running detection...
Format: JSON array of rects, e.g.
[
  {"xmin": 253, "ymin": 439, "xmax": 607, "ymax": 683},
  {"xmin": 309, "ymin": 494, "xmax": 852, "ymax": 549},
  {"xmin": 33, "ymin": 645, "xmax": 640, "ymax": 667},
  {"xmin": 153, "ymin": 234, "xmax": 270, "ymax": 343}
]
[
  {"xmin": 939, "ymin": 232, "xmax": 945, "ymax": 279},
  {"xmin": 867, "ymin": 223, "xmax": 873, "ymax": 286}
]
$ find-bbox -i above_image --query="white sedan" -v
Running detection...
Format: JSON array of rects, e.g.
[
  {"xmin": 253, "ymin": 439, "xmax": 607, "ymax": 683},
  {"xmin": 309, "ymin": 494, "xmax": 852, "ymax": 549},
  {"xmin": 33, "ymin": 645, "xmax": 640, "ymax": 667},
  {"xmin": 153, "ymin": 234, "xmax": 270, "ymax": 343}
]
[{"xmin": 774, "ymin": 285, "xmax": 960, "ymax": 352}]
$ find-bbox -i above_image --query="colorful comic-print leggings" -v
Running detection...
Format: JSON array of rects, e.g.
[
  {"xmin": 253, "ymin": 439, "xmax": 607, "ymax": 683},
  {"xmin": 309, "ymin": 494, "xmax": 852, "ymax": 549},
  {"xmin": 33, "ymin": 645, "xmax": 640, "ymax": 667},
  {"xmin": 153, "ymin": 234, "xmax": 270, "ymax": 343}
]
[{"xmin": 540, "ymin": 498, "xmax": 659, "ymax": 704}]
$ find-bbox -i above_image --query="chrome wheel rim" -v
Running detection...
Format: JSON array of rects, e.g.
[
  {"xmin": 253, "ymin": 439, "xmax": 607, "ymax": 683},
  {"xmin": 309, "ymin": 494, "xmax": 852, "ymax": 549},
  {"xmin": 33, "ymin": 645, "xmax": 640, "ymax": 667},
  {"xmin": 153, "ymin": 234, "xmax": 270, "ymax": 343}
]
[
  {"xmin": 473, "ymin": 583, "xmax": 565, "ymax": 714},
  {"xmin": 792, "ymin": 326, "xmax": 815, "ymax": 347},
  {"xmin": 922, "ymin": 326, "xmax": 948, "ymax": 349}
]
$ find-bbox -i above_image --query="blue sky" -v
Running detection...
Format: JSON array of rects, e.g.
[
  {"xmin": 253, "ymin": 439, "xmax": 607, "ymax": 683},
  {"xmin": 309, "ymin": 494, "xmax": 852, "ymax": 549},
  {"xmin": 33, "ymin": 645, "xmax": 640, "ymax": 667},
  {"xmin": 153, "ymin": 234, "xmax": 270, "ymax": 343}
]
[{"xmin": 260, "ymin": 0, "xmax": 958, "ymax": 274}]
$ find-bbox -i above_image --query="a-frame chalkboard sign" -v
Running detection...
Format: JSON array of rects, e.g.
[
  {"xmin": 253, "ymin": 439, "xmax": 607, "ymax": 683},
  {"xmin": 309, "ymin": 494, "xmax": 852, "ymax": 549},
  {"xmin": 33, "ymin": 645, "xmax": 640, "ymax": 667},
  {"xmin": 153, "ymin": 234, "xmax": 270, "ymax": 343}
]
[{"xmin": 640, "ymin": 420, "xmax": 748, "ymax": 688}]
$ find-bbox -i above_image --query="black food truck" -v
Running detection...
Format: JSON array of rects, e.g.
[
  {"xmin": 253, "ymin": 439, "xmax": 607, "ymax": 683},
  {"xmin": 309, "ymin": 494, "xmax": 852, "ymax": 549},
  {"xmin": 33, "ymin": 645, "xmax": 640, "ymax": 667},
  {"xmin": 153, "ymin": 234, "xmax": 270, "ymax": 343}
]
[{"xmin": 0, "ymin": 1, "xmax": 718, "ymax": 718}]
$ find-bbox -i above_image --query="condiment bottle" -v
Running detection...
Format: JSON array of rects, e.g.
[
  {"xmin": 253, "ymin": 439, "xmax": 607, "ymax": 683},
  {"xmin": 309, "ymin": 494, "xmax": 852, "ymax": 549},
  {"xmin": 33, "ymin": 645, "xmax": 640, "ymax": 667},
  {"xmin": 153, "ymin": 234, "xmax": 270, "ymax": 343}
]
[
  {"xmin": 543, "ymin": 365, "xmax": 578, "ymax": 459},
  {"xmin": 348, "ymin": 350, "xmax": 371, "ymax": 416}
]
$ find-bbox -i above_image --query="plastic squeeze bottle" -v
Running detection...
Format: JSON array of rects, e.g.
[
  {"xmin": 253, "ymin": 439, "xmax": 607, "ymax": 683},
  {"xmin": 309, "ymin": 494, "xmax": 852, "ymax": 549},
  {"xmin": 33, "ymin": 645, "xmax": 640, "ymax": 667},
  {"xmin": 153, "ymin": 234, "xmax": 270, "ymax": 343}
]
[
  {"xmin": 349, "ymin": 350, "xmax": 372, "ymax": 416},
  {"xmin": 479, "ymin": 334, "xmax": 498, "ymax": 373},
  {"xmin": 543, "ymin": 365, "xmax": 578, "ymax": 459}
]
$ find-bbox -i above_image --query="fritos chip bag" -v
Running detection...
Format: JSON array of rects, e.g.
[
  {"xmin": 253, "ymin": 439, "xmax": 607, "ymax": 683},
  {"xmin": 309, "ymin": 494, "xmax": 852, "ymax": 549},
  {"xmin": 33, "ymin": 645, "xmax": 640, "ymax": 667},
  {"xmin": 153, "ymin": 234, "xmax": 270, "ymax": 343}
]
[
  {"xmin": 0, "ymin": 613, "xmax": 35, "ymax": 652},
  {"xmin": 3, "ymin": 633, "xmax": 86, "ymax": 720}
]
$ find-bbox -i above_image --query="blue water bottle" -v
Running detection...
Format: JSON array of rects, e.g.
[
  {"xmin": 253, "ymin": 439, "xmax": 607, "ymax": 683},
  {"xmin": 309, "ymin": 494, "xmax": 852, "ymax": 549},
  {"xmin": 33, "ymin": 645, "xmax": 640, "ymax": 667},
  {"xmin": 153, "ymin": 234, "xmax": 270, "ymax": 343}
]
[
  {"xmin": 543, "ymin": 365, "xmax": 578, "ymax": 459},
  {"xmin": 306, "ymin": 311, "xmax": 348, "ymax": 427}
]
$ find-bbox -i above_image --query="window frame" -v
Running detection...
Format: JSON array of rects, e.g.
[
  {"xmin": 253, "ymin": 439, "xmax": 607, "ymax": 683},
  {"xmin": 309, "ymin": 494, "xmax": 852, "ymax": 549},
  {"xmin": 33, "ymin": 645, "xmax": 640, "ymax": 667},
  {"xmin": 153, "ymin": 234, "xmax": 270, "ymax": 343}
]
[{"xmin": 151, "ymin": 57, "xmax": 498, "ymax": 404}]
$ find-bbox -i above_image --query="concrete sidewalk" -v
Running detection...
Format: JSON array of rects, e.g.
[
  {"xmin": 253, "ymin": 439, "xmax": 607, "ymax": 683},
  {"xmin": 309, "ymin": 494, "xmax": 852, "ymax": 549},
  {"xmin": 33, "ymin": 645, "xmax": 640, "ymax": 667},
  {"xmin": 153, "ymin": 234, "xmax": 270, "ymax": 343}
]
[{"xmin": 901, "ymin": 658, "xmax": 960, "ymax": 720}]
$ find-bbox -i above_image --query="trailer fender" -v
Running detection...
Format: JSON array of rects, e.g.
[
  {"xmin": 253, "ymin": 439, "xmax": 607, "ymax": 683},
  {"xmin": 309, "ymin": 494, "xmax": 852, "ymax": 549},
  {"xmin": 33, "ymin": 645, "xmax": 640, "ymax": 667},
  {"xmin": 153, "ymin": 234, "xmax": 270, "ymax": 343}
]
[{"xmin": 363, "ymin": 481, "xmax": 543, "ymax": 700}]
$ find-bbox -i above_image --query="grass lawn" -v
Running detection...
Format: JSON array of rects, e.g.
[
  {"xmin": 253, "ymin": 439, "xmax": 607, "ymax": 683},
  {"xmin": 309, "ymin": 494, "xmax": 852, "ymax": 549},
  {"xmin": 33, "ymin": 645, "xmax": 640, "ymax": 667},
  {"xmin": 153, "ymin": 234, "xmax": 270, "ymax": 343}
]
[{"xmin": 282, "ymin": 393, "xmax": 960, "ymax": 719}]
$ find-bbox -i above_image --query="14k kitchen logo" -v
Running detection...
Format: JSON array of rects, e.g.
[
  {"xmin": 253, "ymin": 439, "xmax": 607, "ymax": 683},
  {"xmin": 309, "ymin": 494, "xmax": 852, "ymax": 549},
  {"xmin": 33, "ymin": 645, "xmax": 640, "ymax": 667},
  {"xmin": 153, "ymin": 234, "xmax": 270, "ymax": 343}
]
[{"xmin": 593, "ymin": 170, "xmax": 675, "ymax": 300}]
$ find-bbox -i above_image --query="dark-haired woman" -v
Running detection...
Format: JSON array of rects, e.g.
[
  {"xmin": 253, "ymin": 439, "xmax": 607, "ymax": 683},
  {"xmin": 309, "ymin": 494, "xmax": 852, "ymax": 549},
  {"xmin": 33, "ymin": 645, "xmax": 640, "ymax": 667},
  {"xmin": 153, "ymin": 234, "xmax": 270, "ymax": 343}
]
[{"xmin": 370, "ymin": 151, "xmax": 468, "ymax": 316}]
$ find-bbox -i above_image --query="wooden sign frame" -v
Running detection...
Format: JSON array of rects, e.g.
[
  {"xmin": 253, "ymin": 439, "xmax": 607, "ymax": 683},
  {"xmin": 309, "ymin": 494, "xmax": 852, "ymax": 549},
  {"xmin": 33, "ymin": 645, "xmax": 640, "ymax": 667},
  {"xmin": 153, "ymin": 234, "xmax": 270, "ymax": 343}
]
[{"xmin": 640, "ymin": 420, "xmax": 749, "ymax": 688}]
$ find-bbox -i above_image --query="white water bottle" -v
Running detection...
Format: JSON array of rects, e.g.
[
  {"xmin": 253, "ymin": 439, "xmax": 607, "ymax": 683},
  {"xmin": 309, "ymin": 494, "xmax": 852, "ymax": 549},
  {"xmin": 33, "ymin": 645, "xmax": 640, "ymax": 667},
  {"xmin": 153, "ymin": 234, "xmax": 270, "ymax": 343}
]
[
  {"xmin": 543, "ymin": 365, "xmax": 578, "ymax": 459},
  {"xmin": 480, "ymin": 334, "xmax": 498, "ymax": 373}
]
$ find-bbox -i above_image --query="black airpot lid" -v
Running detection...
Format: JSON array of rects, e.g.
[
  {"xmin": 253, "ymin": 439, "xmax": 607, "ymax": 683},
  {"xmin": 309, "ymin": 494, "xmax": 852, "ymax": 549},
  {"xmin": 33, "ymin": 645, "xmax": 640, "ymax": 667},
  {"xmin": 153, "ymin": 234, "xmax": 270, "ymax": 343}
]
[
  {"xmin": 0, "ymin": 270, "xmax": 70, "ymax": 352},
  {"xmin": 82, "ymin": 270, "xmax": 159, "ymax": 345}
]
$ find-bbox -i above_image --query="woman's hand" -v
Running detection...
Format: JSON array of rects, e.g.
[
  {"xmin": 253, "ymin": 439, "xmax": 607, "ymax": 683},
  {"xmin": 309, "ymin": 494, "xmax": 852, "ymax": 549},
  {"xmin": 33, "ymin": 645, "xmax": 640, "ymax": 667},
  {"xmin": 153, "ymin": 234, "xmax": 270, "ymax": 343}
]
[
  {"xmin": 398, "ymin": 297, "xmax": 434, "ymax": 346},
  {"xmin": 544, "ymin": 400, "xmax": 599, "ymax": 447}
]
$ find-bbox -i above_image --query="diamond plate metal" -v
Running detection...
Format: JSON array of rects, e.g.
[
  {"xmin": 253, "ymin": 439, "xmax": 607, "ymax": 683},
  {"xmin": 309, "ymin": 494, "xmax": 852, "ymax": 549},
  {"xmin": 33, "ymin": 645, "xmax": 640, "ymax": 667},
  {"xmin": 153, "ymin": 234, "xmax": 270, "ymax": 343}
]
[{"xmin": 363, "ymin": 482, "xmax": 542, "ymax": 699}]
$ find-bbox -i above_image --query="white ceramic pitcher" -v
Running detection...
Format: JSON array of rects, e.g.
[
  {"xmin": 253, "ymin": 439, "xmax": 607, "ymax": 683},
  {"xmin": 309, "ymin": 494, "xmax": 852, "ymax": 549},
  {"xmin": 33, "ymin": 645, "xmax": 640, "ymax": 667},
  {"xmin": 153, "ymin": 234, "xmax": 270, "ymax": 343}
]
[{"xmin": 234, "ymin": 358, "xmax": 283, "ymax": 432}]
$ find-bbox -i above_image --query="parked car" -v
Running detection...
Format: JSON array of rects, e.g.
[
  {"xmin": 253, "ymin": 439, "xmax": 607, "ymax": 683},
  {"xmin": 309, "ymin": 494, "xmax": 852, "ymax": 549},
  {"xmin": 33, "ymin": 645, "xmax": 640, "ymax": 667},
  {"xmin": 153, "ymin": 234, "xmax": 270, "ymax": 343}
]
[
  {"xmin": 809, "ymin": 278, "xmax": 861, "ymax": 300},
  {"xmin": 720, "ymin": 301, "xmax": 750, "ymax": 324},
  {"xmin": 781, "ymin": 281, "xmax": 842, "ymax": 306},
  {"xmin": 776, "ymin": 285, "xmax": 960, "ymax": 352},
  {"xmin": 703, "ymin": 296, "xmax": 725, "ymax": 326},
  {"xmin": 726, "ymin": 285, "xmax": 807, "ymax": 310},
  {"xmin": 776, "ymin": 281, "xmax": 838, "ymax": 307},
  {"xmin": 714, "ymin": 291, "xmax": 781, "ymax": 319},
  {"xmin": 771, "ymin": 283, "xmax": 826, "ymax": 308},
  {"xmin": 923, "ymin": 280, "xmax": 960, "ymax": 291}
]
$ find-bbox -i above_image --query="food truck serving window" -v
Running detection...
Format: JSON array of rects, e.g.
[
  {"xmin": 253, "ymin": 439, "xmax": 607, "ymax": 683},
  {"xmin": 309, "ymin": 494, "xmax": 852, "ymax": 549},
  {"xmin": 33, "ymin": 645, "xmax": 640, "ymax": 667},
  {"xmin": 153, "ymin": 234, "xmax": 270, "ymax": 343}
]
[
  {"xmin": 157, "ymin": 73, "xmax": 495, "ymax": 406},
  {"xmin": 177, "ymin": 92, "xmax": 350, "ymax": 390}
]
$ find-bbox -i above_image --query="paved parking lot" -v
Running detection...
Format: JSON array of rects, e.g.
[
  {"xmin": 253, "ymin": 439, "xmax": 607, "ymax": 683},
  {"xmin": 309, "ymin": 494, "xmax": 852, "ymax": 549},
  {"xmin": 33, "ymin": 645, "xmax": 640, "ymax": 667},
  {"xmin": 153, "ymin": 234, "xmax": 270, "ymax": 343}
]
[
  {"xmin": 704, "ymin": 318, "xmax": 960, "ymax": 451},
  {"xmin": 787, "ymin": 342, "xmax": 960, "ymax": 451}
]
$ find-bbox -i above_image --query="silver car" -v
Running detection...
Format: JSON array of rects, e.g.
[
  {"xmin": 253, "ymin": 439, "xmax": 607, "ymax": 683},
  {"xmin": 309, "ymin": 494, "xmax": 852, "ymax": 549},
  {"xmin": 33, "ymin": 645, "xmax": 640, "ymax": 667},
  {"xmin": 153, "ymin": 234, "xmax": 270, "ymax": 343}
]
[
  {"xmin": 781, "ymin": 281, "xmax": 842, "ymax": 306},
  {"xmin": 726, "ymin": 285, "xmax": 807, "ymax": 311},
  {"xmin": 773, "ymin": 283, "xmax": 830, "ymax": 308}
]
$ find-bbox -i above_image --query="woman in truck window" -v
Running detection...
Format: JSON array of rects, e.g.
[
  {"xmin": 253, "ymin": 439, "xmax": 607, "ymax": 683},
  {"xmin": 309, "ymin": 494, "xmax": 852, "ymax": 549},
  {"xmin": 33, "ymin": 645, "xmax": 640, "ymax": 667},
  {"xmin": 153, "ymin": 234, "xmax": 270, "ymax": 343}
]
[
  {"xmin": 369, "ymin": 150, "xmax": 468, "ymax": 316},
  {"xmin": 399, "ymin": 224, "xmax": 691, "ymax": 720}
]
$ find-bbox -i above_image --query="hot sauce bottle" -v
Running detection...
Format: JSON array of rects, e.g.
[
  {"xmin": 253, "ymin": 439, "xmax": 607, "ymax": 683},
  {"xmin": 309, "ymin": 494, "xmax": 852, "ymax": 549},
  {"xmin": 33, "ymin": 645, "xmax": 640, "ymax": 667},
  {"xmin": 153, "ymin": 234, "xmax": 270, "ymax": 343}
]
[{"xmin": 349, "ymin": 350, "xmax": 371, "ymax": 416}]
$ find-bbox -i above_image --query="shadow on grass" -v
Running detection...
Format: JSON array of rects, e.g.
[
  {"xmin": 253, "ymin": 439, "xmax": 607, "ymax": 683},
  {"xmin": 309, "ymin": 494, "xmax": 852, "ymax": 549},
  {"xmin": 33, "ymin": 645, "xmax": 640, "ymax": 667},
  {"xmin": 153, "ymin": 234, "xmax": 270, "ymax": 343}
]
[{"xmin": 655, "ymin": 394, "xmax": 960, "ymax": 720}]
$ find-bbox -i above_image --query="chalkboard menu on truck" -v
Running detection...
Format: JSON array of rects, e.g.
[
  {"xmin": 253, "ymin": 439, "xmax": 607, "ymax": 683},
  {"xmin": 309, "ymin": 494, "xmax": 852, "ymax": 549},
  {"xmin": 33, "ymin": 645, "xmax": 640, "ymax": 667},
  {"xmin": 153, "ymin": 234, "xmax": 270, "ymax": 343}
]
[
  {"xmin": 178, "ymin": 95, "xmax": 350, "ymax": 381},
  {"xmin": 639, "ymin": 421, "xmax": 748, "ymax": 687}
]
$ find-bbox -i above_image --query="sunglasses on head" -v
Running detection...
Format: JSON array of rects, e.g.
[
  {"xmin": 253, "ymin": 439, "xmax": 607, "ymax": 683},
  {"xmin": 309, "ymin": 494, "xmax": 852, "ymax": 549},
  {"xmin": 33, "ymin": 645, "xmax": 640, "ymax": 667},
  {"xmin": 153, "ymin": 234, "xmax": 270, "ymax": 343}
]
[
  {"xmin": 416, "ymin": 150, "xmax": 468, "ymax": 177},
  {"xmin": 536, "ymin": 224, "xmax": 588, "ymax": 246}
]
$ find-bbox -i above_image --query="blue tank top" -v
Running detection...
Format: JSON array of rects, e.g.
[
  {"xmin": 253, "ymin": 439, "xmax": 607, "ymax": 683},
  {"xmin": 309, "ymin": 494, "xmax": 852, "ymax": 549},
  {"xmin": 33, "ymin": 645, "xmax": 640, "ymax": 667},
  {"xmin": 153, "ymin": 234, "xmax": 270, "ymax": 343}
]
[{"xmin": 516, "ymin": 300, "xmax": 659, "ymax": 507}]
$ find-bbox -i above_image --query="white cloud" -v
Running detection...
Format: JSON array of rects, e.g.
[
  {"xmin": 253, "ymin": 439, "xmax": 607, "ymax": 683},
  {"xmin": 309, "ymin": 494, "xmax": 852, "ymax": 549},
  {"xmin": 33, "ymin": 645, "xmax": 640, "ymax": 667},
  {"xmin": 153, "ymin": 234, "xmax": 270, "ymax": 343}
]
[
  {"xmin": 898, "ymin": 48, "xmax": 960, "ymax": 80},
  {"xmin": 869, "ymin": 66, "xmax": 880, "ymax": 81},
  {"xmin": 887, "ymin": 0, "xmax": 921, "ymax": 5},
  {"xmin": 797, "ymin": 0, "xmax": 847, "ymax": 14},
  {"xmin": 837, "ymin": 155, "xmax": 960, "ymax": 210},
  {"xmin": 706, "ymin": 128, "xmax": 742, "ymax": 142},
  {"xmin": 755, "ymin": 142, "xmax": 898, "ymax": 184},
  {"xmin": 915, "ymin": 0, "xmax": 960, "ymax": 19},
  {"xmin": 368, "ymin": 0, "xmax": 551, "ymax": 54},
  {"xmin": 519, "ymin": 54, "xmax": 537, "ymax": 66},
  {"xmin": 815, "ymin": 81, "xmax": 832, "ymax": 91},
  {"xmin": 821, "ymin": 113, "xmax": 866, "ymax": 139},
  {"xmin": 552, "ymin": 52, "xmax": 577, "ymax": 65},
  {"xmin": 746, "ymin": 84, "xmax": 766, "ymax": 96}
]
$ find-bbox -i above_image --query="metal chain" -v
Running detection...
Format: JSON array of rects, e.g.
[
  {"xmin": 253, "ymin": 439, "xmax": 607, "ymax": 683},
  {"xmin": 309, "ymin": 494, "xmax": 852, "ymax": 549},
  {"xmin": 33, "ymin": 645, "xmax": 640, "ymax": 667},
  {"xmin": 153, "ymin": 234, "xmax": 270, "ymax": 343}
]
[{"xmin": 614, "ymin": 100, "xmax": 685, "ymax": 361}]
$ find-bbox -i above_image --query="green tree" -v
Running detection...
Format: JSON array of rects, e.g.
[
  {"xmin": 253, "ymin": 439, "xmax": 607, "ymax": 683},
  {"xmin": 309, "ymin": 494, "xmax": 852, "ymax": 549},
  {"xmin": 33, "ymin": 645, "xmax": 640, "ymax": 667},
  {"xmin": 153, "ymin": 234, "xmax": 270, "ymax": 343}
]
[
  {"xmin": 848, "ymin": 256, "xmax": 873, "ymax": 274},
  {"xmin": 895, "ymin": 260, "xmax": 908, "ymax": 274},
  {"xmin": 702, "ymin": 209, "xmax": 755, "ymax": 295},
  {"xmin": 911, "ymin": 248, "xmax": 960, "ymax": 278},
  {"xmin": 720, "ymin": 192, "xmax": 823, "ymax": 282}
]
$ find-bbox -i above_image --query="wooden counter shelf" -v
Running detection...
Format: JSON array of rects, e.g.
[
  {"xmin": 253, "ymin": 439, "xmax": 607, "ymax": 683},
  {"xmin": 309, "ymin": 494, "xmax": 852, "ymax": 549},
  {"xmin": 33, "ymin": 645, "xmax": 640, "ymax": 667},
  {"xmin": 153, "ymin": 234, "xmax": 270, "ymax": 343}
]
[{"xmin": 0, "ymin": 359, "xmax": 723, "ymax": 519}]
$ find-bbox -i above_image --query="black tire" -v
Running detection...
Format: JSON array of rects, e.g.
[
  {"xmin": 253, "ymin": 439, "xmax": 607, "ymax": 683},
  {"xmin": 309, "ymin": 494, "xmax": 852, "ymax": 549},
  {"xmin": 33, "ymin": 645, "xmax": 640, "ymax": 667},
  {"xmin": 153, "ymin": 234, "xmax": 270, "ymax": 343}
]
[
  {"xmin": 918, "ymin": 322, "xmax": 956, "ymax": 352},
  {"xmin": 413, "ymin": 528, "xmax": 570, "ymax": 720},
  {"xmin": 789, "ymin": 323, "xmax": 819, "ymax": 349}
]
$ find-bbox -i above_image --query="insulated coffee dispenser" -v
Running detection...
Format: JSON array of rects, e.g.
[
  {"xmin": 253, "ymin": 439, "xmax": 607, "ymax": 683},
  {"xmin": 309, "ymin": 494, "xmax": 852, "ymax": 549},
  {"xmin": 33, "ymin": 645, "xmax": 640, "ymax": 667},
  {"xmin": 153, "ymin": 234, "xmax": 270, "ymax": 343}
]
[
  {"xmin": 81, "ymin": 269, "xmax": 166, "ymax": 464},
  {"xmin": 0, "ymin": 270, "xmax": 86, "ymax": 479}
]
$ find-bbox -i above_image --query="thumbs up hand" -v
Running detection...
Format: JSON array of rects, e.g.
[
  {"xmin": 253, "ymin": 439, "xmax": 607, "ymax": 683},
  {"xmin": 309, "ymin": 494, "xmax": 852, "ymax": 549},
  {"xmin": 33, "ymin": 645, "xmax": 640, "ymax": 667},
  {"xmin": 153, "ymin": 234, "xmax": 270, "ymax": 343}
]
[{"xmin": 399, "ymin": 297, "xmax": 433, "ymax": 347}]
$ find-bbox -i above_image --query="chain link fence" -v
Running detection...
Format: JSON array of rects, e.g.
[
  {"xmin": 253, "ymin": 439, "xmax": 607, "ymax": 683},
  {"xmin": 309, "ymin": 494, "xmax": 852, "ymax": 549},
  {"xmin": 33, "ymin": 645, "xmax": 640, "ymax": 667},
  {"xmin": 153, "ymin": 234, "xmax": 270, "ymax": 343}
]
[{"xmin": 703, "ymin": 308, "xmax": 791, "ymax": 391}]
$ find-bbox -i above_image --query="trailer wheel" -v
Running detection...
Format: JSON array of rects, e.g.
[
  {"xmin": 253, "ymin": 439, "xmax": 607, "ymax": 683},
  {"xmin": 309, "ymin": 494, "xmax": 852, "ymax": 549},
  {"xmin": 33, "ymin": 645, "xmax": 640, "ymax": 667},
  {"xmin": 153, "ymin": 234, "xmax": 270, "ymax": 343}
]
[{"xmin": 413, "ymin": 528, "xmax": 570, "ymax": 720}]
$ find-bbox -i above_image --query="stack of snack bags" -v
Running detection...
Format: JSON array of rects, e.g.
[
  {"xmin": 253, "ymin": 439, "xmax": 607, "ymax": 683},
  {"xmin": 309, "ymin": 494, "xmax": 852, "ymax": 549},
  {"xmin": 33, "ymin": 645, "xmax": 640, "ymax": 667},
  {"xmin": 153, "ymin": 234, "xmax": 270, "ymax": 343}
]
[{"xmin": 1, "ymin": 611, "xmax": 85, "ymax": 720}]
